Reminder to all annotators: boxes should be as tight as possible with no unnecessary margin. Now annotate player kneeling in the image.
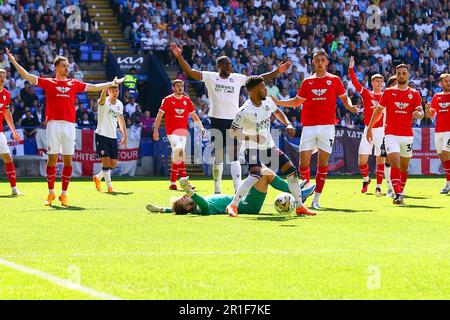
[93,85,126,192]
[225,76,315,217]
[146,172,315,215]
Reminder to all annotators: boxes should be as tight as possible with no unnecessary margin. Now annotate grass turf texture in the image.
[0,177,449,300]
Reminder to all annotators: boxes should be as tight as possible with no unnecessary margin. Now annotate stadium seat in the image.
[79,45,91,62]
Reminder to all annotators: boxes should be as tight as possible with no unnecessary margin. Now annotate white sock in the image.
[286,174,303,208]
[376,184,381,188]
[230,160,242,192]
[104,169,112,188]
[96,170,104,180]
[213,162,223,193]
[61,190,67,196]
[385,166,392,189]
[49,189,55,194]
[313,192,321,203]
[447,180,450,188]
[363,176,370,182]
[231,175,259,207]
[12,187,17,192]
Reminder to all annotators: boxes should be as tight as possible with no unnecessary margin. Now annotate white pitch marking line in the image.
[0,258,122,300]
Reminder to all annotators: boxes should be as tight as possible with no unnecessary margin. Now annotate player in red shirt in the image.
[272,50,358,209]
[0,68,23,195]
[425,73,450,194]
[7,48,124,207]
[367,64,424,205]
[153,79,206,190]
[349,56,387,195]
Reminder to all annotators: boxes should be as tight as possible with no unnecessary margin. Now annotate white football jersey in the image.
[95,96,124,139]
[201,71,247,120]
[231,97,278,150]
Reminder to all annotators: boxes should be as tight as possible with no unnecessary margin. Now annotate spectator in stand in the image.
[19,108,39,138]
[124,96,139,118]
[33,104,45,126]
[72,64,84,81]
[140,110,154,138]
[77,112,93,128]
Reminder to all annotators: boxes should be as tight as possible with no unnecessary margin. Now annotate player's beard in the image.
[397,79,408,85]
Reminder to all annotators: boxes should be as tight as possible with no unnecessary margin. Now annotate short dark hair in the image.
[172,199,190,215]
[395,64,409,71]
[313,50,328,60]
[53,56,68,66]
[245,75,265,91]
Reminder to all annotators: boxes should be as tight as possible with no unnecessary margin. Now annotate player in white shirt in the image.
[226,76,316,217]
[93,85,127,193]
[170,42,292,194]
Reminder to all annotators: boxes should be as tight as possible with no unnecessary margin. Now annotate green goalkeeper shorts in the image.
[238,187,267,214]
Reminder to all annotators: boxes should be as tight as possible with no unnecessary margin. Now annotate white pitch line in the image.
[0,258,122,300]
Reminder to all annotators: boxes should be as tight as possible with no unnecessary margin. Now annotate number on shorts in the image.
[329,139,333,148]
[406,144,412,152]
[447,139,450,147]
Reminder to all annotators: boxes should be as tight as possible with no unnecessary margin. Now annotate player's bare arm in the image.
[153,109,164,141]
[229,127,266,144]
[339,94,359,113]
[366,105,385,143]
[118,115,127,147]
[348,56,363,93]
[170,43,202,81]
[98,89,108,106]
[270,95,305,108]
[273,109,295,138]
[260,60,293,82]
[4,108,22,142]
[190,112,206,137]
[425,102,436,119]
[412,106,424,119]
[85,77,125,92]
[6,47,38,85]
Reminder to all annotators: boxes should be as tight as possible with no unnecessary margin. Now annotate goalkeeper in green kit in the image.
[146,168,315,215]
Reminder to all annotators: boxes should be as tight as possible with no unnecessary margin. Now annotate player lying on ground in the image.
[367,64,424,205]
[349,56,387,196]
[93,85,127,193]
[272,50,358,209]
[0,68,23,195]
[153,79,206,190]
[425,73,450,194]
[146,172,316,215]
[6,47,125,206]
[227,76,316,217]
[171,43,292,194]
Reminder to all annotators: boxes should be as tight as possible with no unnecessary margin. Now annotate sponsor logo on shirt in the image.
[394,102,409,110]
[215,84,235,93]
[56,86,71,98]
[312,89,327,96]
[175,108,185,115]
[438,102,450,113]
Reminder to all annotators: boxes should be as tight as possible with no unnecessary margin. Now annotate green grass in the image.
[0,177,449,300]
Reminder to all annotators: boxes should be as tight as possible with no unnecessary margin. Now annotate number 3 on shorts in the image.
[406,144,412,152]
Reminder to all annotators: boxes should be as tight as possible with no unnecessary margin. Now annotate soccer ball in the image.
[274,193,296,214]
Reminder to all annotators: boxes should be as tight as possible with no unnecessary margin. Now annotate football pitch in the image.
[0,177,449,300]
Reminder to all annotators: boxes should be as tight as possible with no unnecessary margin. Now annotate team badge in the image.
[312,89,327,96]
[183,101,187,105]
[439,102,450,109]
[326,80,331,85]
[229,78,234,83]
[3,95,5,100]
[265,106,270,111]
[408,94,413,99]
[394,102,409,110]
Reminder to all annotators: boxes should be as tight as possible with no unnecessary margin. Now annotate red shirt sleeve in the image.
[160,98,168,112]
[5,91,11,108]
[297,81,307,99]
[378,90,390,108]
[187,98,195,113]
[349,67,363,94]
[36,77,51,90]
[75,80,87,93]
[335,77,346,96]
[414,91,422,109]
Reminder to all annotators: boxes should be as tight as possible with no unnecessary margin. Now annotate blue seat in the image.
[80,44,91,62]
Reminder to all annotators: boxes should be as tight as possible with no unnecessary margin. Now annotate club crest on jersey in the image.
[2,95,5,100]
[229,78,234,83]
[394,102,409,110]
[312,89,327,96]
[439,102,450,109]
[175,108,185,115]
[265,105,270,111]
[183,101,187,105]
[56,86,70,93]
[326,80,331,85]
[408,94,413,99]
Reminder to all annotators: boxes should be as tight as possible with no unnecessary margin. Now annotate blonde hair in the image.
[0,68,7,74]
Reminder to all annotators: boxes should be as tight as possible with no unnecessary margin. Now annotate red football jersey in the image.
[430,92,450,133]
[349,67,383,127]
[378,87,422,136]
[0,88,11,132]
[297,73,346,126]
[160,94,195,136]
[37,77,87,123]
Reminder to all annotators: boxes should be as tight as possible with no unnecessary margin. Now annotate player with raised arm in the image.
[153,79,206,190]
[170,43,292,194]
[0,68,23,195]
[349,56,387,195]
[92,85,127,193]
[366,64,424,205]
[6,48,125,207]
[272,50,358,209]
[226,76,316,217]
[425,73,450,194]
[146,171,316,215]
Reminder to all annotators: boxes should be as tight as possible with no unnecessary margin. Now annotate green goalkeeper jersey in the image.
[192,187,266,215]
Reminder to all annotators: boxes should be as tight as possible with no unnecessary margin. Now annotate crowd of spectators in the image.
[119,0,450,130]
